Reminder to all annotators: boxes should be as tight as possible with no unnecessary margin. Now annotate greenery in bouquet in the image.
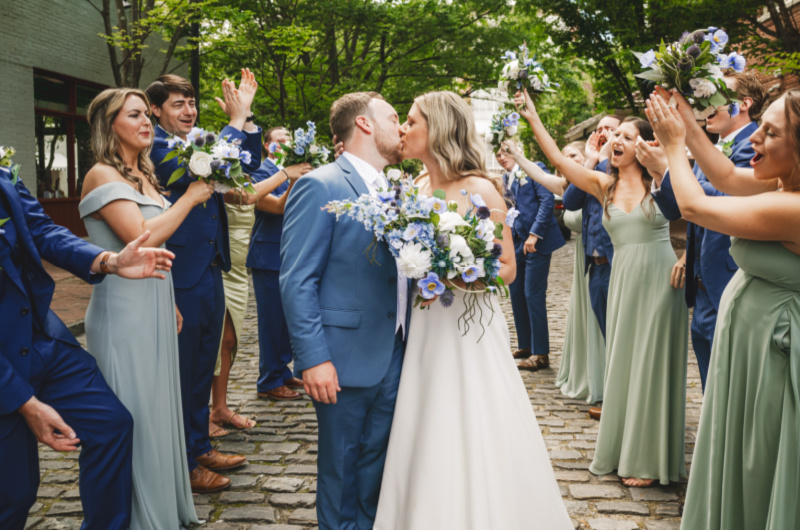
[0,146,20,184]
[498,43,554,101]
[634,28,746,120]
[324,171,520,339]
[485,109,521,153]
[161,128,254,195]
[272,121,331,169]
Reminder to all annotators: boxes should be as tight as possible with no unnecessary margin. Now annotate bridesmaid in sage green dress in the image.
[80,88,214,528]
[517,87,688,487]
[556,209,606,404]
[648,90,800,529]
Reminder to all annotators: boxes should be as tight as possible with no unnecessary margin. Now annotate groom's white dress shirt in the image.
[342,151,408,338]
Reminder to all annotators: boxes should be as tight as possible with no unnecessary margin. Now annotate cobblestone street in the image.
[27,238,702,529]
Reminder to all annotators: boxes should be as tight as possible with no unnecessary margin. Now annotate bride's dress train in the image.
[374,291,572,529]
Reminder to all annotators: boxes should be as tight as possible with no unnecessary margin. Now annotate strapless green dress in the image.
[589,201,689,485]
[681,238,800,529]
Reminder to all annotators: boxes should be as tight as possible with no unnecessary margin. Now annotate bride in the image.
[373,91,572,529]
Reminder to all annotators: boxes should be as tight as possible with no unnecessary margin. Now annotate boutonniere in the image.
[0,217,9,236]
[0,146,20,185]
[512,168,528,186]
[721,139,734,158]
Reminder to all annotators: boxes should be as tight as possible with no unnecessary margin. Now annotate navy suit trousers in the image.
[252,269,293,392]
[690,285,716,392]
[313,331,405,530]
[175,262,225,470]
[510,250,552,356]
[588,262,611,339]
[0,335,133,530]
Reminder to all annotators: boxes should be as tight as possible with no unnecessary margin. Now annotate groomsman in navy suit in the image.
[639,72,766,391]
[146,72,263,492]
[496,142,565,371]
[0,165,174,529]
[247,127,311,401]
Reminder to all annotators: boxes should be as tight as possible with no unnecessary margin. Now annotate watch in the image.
[245,114,255,123]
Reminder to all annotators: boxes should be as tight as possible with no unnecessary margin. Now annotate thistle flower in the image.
[692,31,706,44]
[476,206,491,220]
[194,136,205,147]
[687,45,701,58]
[678,56,694,72]
[439,289,455,308]
[205,132,216,144]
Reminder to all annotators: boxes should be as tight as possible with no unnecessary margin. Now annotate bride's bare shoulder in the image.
[459,175,502,198]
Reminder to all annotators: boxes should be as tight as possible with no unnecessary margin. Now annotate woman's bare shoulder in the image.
[82,163,127,197]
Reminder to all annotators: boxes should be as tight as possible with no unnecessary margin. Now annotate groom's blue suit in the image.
[280,155,405,529]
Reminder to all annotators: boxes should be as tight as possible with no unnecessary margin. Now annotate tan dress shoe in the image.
[284,377,304,390]
[257,385,302,401]
[589,406,602,421]
[190,465,231,493]
[196,449,247,471]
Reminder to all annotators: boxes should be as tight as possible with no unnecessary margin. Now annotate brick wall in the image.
[0,0,187,189]
[748,2,800,97]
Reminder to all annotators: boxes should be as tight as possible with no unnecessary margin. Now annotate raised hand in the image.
[514,89,537,122]
[284,162,313,182]
[585,132,601,159]
[500,139,520,161]
[332,135,344,160]
[215,79,249,129]
[113,231,176,279]
[237,68,258,110]
[645,94,687,150]
[19,397,81,452]
[634,136,668,181]
[656,86,696,127]
[598,129,614,160]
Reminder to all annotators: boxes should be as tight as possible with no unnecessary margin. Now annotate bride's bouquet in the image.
[484,110,527,181]
[634,28,746,119]
[498,43,554,100]
[272,121,331,168]
[324,171,520,339]
[0,145,19,183]
[162,128,254,194]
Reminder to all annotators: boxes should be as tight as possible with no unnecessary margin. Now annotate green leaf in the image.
[708,91,727,107]
[635,69,665,83]
[0,217,9,227]
[10,165,19,185]
[493,221,504,239]
[433,189,446,200]
[160,149,179,164]
[167,167,187,186]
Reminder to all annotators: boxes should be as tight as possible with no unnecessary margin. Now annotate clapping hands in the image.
[215,68,258,129]
[645,93,687,151]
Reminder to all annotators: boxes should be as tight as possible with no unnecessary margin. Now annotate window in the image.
[34,70,105,200]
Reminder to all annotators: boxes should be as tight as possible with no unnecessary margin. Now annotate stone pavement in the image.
[26,238,702,529]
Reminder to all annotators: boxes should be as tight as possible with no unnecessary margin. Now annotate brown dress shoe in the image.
[589,406,602,421]
[190,465,231,493]
[284,377,304,390]
[196,449,247,471]
[257,385,302,401]
[512,348,532,359]
[518,355,549,371]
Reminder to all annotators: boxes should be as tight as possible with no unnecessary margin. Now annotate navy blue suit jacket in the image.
[246,158,287,271]
[562,159,614,272]
[508,163,565,255]
[0,167,105,436]
[150,125,262,289]
[652,122,757,309]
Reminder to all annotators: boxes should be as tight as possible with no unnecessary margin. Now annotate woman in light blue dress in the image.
[79,88,213,528]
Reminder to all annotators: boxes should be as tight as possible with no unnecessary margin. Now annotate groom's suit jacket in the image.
[280,156,400,388]
[0,167,105,436]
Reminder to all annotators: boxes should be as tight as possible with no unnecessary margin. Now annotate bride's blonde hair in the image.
[413,91,501,191]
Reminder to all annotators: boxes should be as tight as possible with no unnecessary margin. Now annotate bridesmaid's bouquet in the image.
[634,28,746,119]
[272,122,331,168]
[498,43,554,100]
[324,171,519,339]
[0,145,20,183]
[162,128,253,194]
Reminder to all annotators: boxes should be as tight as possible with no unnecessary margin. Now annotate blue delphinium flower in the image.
[430,197,448,214]
[403,222,425,241]
[419,272,446,299]
[295,146,305,156]
[220,163,231,177]
[240,150,252,165]
[730,51,746,72]
[706,29,728,52]
[729,102,740,118]
[462,265,481,283]
[378,191,395,203]
[506,208,520,226]
[460,189,468,196]
[639,49,656,69]
[439,288,455,308]
[268,142,279,153]
[470,193,486,208]
[503,51,516,61]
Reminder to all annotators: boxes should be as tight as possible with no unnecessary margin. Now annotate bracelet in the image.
[281,169,289,181]
[99,251,112,274]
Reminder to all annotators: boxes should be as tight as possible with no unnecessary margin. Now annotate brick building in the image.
[0,0,186,235]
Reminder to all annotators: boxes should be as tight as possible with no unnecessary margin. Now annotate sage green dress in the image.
[555,210,606,403]
[215,201,255,373]
[588,201,688,485]
[681,238,800,529]
[80,183,199,530]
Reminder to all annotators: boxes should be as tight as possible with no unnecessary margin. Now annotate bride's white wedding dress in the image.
[374,291,573,529]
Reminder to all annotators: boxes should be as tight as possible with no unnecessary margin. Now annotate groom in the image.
[280,92,407,529]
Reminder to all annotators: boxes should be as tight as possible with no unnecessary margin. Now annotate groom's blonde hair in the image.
[413,91,500,191]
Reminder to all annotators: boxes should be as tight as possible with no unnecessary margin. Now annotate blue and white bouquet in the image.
[498,43,554,100]
[484,109,525,159]
[273,121,331,168]
[634,27,746,120]
[161,127,253,194]
[324,172,520,338]
[0,145,19,183]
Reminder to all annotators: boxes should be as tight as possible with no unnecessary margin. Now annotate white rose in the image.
[310,145,319,155]
[188,151,213,178]
[386,168,402,182]
[706,64,724,80]
[448,234,474,263]
[437,211,470,233]
[213,181,232,194]
[689,78,717,99]
[506,125,518,137]
[530,75,544,92]
[508,62,521,79]
[396,242,432,279]
[693,105,717,120]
